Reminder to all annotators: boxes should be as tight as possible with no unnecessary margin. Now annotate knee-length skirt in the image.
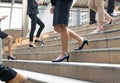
[53,0,73,26]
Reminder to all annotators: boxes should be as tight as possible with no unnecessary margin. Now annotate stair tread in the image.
[10,47,120,54]
[14,68,92,83]
[3,59,120,68]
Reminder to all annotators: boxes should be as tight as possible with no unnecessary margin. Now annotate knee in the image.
[88,3,94,10]
[54,25,66,33]
[41,23,45,29]
[54,27,59,33]
[7,35,13,42]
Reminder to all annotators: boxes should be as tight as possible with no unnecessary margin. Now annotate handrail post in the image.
[0,38,2,64]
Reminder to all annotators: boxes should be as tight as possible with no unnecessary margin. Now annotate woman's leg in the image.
[67,28,83,46]
[35,16,45,40]
[29,14,37,46]
[88,0,104,33]
[54,24,69,59]
[6,35,13,57]
[53,24,86,60]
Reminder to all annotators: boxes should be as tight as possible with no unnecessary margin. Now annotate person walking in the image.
[0,15,16,60]
[27,0,45,47]
[50,0,88,62]
[89,0,115,25]
[88,0,114,33]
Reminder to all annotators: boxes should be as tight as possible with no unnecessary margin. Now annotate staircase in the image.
[2,15,120,83]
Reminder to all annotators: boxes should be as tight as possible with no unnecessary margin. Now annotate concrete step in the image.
[7,36,120,54]
[44,14,120,40]
[42,19,120,42]
[17,23,120,48]
[3,48,120,64]
[15,17,120,48]
[15,68,92,83]
[39,27,120,47]
[3,60,120,83]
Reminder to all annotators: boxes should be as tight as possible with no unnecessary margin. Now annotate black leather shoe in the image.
[35,40,43,43]
[52,54,69,62]
[7,56,17,60]
[29,44,36,47]
[74,38,88,50]
[35,40,44,46]
[89,20,97,25]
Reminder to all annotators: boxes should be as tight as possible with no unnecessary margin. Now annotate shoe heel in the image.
[85,40,89,46]
[7,56,9,60]
[66,56,69,62]
[7,56,17,60]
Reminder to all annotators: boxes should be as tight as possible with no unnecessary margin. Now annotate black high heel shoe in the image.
[52,54,69,62]
[74,38,88,50]
[29,44,36,47]
[35,40,43,43]
[7,56,17,60]
[35,40,44,46]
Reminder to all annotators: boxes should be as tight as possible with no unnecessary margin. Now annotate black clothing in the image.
[29,14,45,41]
[27,0,39,15]
[89,9,97,24]
[52,0,73,26]
[51,0,56,6]
[0,64,17,82]
[27,0,45,42]
[51,0,73,6]
[0,28,8,39]
[107,0,115,14]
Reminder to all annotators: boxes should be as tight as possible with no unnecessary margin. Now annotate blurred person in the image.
[89,0,115,25]
[0,15,16,60]
[88,0,114,33]
[27,0,45,47]
[0,64,27,83]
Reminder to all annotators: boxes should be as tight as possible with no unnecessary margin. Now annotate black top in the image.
[51,0,56,6]
[0,64,17,82]
[51,0,73,6]
[27,0,39,15]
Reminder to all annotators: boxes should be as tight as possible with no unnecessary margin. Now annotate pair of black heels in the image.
[52,54,69,62]
[7,56,17,60]
[52,38,89,62]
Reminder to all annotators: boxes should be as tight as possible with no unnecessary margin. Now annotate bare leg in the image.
[6,35,13,57]
[67,28,84,46]
[7,73,27,83]
[53,24,85,60]
[54,24,69,59]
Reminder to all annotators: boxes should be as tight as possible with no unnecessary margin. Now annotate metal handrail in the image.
[0,38,2,64]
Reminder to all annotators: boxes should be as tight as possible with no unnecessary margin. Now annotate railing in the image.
[0,38,2,64]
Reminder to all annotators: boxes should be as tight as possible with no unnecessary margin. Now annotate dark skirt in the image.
[53,0,73,26]
[0,30,8,39]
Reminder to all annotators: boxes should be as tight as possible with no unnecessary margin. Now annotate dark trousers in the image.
[90,9,96,21]
[107,0,115,13]
[29,14,45,42]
